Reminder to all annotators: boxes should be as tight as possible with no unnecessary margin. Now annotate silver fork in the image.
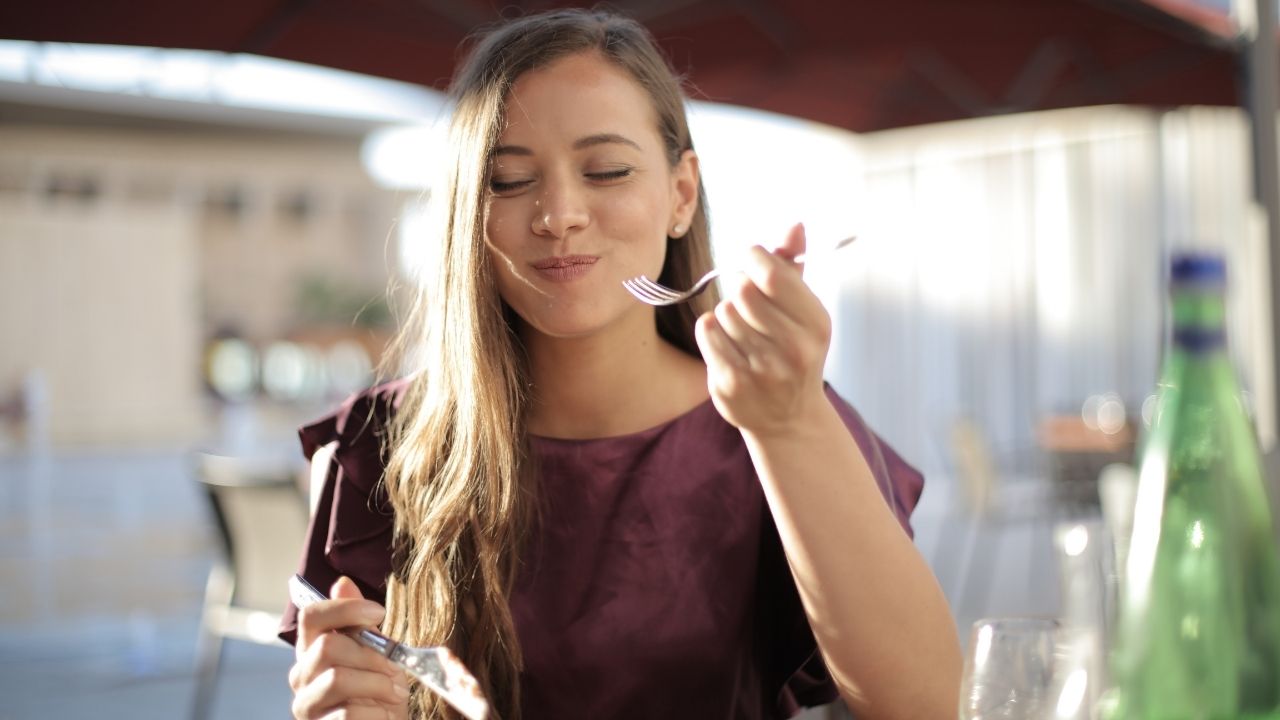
[623,235,857,306]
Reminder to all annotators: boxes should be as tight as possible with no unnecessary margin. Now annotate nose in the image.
[532,176,589,238]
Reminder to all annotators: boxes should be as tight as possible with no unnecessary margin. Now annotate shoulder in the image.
[298,376,414,500]
[299,377,413,463]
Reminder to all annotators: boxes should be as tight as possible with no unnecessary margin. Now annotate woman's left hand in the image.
[695,223,832,438]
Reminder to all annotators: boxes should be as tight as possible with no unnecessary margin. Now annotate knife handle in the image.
[287,574,400,656]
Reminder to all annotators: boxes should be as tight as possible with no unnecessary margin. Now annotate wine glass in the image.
[959,617,1060,720]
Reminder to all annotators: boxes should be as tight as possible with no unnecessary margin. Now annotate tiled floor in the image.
[0,446,1073,720]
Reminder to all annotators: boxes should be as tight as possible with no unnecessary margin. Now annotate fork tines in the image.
[622,276,683,306]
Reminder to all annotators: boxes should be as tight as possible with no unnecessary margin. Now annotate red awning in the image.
[0,0,1244,132]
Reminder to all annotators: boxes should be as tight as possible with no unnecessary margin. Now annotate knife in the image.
[288,573,490,720]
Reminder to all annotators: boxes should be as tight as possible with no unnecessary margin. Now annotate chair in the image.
[933,419,1060,630]
[192,452,309,720]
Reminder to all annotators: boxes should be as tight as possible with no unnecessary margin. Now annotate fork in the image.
[623,235,857,306]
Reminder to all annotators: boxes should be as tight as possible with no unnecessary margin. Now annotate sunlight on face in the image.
[483,51,694,341]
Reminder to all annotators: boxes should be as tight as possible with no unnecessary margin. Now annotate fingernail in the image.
[394,680,410,698]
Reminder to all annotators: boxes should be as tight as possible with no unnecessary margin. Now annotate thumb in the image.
[775,222,807,266]
[329,575,366,601]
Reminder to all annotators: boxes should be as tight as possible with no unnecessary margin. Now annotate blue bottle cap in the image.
[1170,253,1226,286]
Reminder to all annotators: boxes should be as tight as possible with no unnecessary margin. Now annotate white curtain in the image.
[809,105,1268,478]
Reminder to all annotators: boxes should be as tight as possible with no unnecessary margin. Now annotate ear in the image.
[668,149,700,238]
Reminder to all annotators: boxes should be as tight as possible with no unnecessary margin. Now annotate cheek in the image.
[484,203,512,246]
[483,206,533,291]
[486,244,520,298]
[600,189,668,242]
[484,236,547,321]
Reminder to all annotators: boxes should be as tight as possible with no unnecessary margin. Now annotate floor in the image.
[0,445,1077,720]
[0,449,294,720]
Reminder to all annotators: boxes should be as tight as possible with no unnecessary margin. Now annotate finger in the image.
[724,272,802,341]
[297,582,384,654]
[330,576,367,601]
[319,708,395,720]
[774,222,807,264]
[306,702,395,720]
[297,632,401,688]
[740,244,828,328]
[295,665,410,717]
[714,298,773,365]
[297,598,385,655]
[695,312,747,370]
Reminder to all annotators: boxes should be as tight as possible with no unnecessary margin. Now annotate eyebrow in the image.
[491,132,642,158]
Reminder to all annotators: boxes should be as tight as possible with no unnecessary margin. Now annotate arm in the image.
[694,224,961,720]
[743,403,960,719]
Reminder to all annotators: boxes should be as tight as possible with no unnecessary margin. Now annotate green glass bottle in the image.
[1105,253,1280,719]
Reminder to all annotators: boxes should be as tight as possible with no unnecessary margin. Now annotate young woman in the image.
[282,8,961,720]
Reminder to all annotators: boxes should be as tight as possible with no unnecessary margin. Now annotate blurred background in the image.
[1,0,1278,718]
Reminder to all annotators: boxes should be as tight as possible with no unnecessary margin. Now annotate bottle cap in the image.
[1170,253,1226,287]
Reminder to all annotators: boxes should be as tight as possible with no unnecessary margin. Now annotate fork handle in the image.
[778,234,857,263]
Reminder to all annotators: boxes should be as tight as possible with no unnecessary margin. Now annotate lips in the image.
[531,255,599,270]
[531,255,599,282]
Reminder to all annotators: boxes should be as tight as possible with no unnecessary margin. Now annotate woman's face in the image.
[483,50,698,341]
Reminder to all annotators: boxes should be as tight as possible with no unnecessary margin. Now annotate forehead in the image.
[499,51,661,145]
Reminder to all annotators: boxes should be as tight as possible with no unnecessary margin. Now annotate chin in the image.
[523,315,608,340]
[504,299,593,336]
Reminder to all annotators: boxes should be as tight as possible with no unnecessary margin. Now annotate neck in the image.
[521,312,708,439]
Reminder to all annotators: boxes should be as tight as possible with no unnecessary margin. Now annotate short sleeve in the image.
[824,383,923,538]
[277,378,411,645]
[767,384,926,715]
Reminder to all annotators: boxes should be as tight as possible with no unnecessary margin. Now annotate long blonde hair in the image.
[379,9,717,718]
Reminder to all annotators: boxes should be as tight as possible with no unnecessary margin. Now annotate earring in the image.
[671,224,686,237]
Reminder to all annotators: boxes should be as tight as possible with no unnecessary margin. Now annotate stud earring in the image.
[671,224,685,237]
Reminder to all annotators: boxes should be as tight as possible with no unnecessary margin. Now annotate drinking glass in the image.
[959,617,1060,720]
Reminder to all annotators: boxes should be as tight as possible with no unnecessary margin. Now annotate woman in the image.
[282,8,961,720]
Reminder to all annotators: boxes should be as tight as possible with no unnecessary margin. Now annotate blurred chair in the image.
[192,452,308,720]
[950,419,998,517]
[935,418,1059,630]
[0,369,50,455]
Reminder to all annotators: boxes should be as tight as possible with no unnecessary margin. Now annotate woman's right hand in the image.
[289,576,411,719]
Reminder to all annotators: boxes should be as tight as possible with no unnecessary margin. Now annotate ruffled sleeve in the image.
[277,378,412,645]
[768,384,926,716]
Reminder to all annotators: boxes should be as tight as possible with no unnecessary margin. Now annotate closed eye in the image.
[489,167,634,195]
[489,178,533,194]
[587,168,633,183]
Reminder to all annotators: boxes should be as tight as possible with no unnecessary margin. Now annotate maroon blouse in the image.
[279,378,924,719]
